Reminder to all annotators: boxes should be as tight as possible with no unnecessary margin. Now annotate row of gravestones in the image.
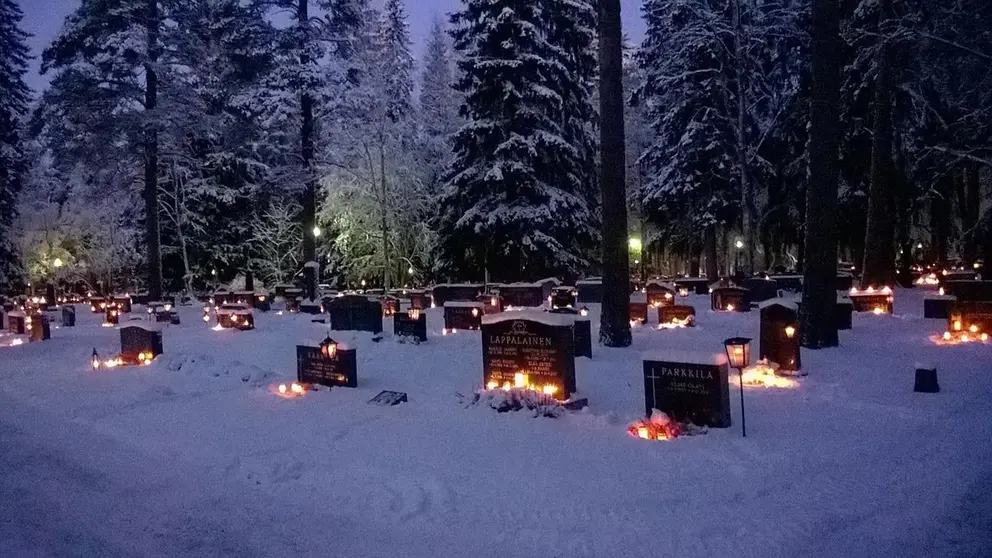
[924,281,992,335]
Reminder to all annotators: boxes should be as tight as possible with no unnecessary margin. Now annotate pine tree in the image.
[0,0,31,292]
[418,16,459,192]
[379,0,414,123]
[439,0,596,281]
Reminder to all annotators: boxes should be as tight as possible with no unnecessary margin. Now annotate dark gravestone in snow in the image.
[740,277,780,303]
[327,295,383,334]
[642,354,731,428]
[408,290,429,309]
[711,286,750,312]
[105,306,120,325]
[576,278,603,303]
[498,283,545,308]
[120,324,163,363]
[645,281,676,308]
[759,301,801,372]
[547,307,592,359]
[6,311,26,334]
[551,287,577,309]
[924,294,955,319]
[369,390,408,406]
[835,274,854,291]
[770,274,803,292]
[113,295,132,313]
[296,344,357,388]
[943,280,992,302]
[62,305,76,327]
[674,277,710,296]
[380,296,400,317]
[948,301,992,334]
[90,297,106,313]
[443,302,483,331]
[253,293,271,312]
[848,289,893,313]
[393,311,428,342]
[431,284,484,307]
[44,284,57,310]
[658,305,695,327]
[481,311,576,399]
[28,313,51,342]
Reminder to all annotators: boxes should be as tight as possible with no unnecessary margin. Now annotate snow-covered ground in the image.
[1,288,990,557]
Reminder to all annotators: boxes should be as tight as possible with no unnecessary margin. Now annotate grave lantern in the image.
[723,336,752,437]
[408,307,421,321]
[579,306,589,317]
[92,348,100,370]
[202,306,211,322]
[320,336,338,359]
[471,307,479,318]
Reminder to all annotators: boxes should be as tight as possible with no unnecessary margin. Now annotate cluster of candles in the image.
[485,372,560,396]
[938,320,989,344]
[276,382,307,397]
[91,349,154,369]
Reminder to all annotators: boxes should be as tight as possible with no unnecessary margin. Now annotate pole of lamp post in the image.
[737,365,746,437]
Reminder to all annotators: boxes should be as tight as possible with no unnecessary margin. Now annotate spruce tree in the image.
[440,0,596,281]
[0,0,30,292]
[418,17,459,191]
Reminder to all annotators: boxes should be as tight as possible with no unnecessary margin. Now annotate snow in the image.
[443,301,484,308]
[481,309,573,326]
[758,298,799,310]
[1,288,991,556]
[642,350,728,366]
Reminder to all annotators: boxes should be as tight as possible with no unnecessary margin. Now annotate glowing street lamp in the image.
[628,237,642,252]
[53,257,64,268]
[723,337,752,437]
[312,226,322,238]
[735,239,744,250]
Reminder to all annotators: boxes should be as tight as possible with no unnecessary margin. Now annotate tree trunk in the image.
[799,0,841,349]
[962,164,981,263]
[704,225,718,279]
[379,144,391,289]
[861,28,895,287]
[930,182,949,264]
[597,0,631,347]
[689,245,701,278]
[733,0,754,275]
[299,0,317,301]
[144,0,162,300]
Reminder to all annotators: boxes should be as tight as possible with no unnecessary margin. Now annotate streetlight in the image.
[53,258,63,268]
[723,337,752,437]
[735,239,744,250]
[628,237,642,251]
[312,226,322,238]
[408,266,414,275]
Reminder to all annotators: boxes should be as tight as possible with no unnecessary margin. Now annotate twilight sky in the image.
[20,0,646,94]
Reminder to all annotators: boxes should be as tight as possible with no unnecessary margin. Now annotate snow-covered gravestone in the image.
[711,286,750,312]
[740,277,780,303]
[120,324,163,364]
[576,278,603,303]
[550,286,577,309]
[393,310,428,343]
[629,292,649,324]
[641,352,731,428]
[481,311,576,400]
[547,307,592,359]
[674,277,710,296]
[497,283,544,308]
[645,280,676,308]
[61,305,76,327]
[296,342,357,388]
[327,295,383,334]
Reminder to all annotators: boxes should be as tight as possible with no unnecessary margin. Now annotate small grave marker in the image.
[848,287,894,314]
[369,391,408,406]
[120,324,163,364]
[711,286,750,312]
[498,283,545,307]
[443,301,483,332]
[61,305,76,327]
[674,277,710,296]
[658,305,695,327]
[550,287,577,309]
[645,281,676,308]
[217,304,255,330]
[27,313,50,342]
[6,310,26,335]
[393,310,428,342]
[576,278,603,303]
[759,300,801,372]
[327,295,384,334]
[914,365,939,393]
[105,306,120,326]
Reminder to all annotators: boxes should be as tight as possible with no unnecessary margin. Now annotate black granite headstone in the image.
[217,305,255,330]
[393,311,428,342]
[948,301,992,334]
[658,305,696,327]
[849,290,893,313]
[443,303,483,331]
[629,301,648,323]
[674,277,711,296]
[90,297,107,313]
[327,295,384,334]
[61,305,76,327]
[551,287,577,309]
[6,311,25,334]
[943,280,992,302]
[759,302,801,372]
[27,313,51,342]
[408,290,429,309]
[120,325,163,363]
[481,316,576,399]
[498,284,545,307]
[642,357,731,427]
[253,293,271,312]
[380,296,400,317]
[576,279,603,303]
[431,284,484,307]
[105,306,120,325]
[44,284,57,310]
[924,296,955,319]
[645,282,676,308]
[770,275,803,292]
[740,278,780,303]
[711,287,750,312]
[914,367,939,393]
[296,344,357,388]
[113,295,132,313]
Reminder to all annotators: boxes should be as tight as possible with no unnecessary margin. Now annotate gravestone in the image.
[273,284,294,298]
[645,281,676,308]
[948,301,992,334]
[119,324,163,363]
[253,293,271,312]
[380,295,400,317]
[658,305,696,327]
[477,294,503,314]
[629,293,648,324]
[481,312,577,399]
[914,366,939,393]
[836,273,854,291]
[547,307,592,359]
[113,295,132,313]
[848,288,894,313]
[327,295,384,334]
[244,271,254,293]
[27,313,51,342]
[90,297,107,313]
[942,280,992,302]
[408,290,429,309]
[924,294,955,319]
[431,284,484,307]
[61,305,76,327]
[284,288,304,304]
[498,283,545,307]
[740,277,780,303]
[642,354,731,427]
[393,311,428,342]
[44,284,57,310]
[105,306,120,325]
[217,304,255,330]
[155,310,174,324]
[296,344,357,388]
[674,277,710,296]
[770,274,803,292]
[369,391,408,406]
[300,300,323,315]
[711,286,750,312]
[6,310,26,334]
[232,290,254,305]
[759,301,801,372]
[212,289,232,306]
[285,297,301,313]
[796,296,853,331]
[576,278,603,303]
[550,286,577,309]
[444,302,484,331]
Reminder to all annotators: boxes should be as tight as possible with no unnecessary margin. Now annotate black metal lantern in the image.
[724,336,752,437]
[91,348,100,370]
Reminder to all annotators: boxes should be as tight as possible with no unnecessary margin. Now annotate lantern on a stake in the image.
[724,336,752,437]
[91,348,100,370]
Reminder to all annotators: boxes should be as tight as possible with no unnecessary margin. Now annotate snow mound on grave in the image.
[164,353,274,384]
[641,350,727,366]
[465,389,564,418]
[481,309,573,326]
